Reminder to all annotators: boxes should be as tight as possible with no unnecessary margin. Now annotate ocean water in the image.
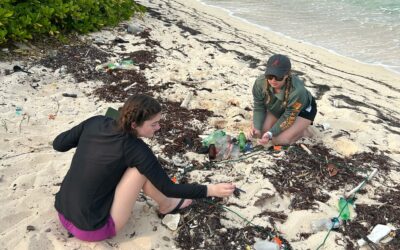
[199,0,400,75]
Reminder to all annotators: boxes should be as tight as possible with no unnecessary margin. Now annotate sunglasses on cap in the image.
[266,75,284,81]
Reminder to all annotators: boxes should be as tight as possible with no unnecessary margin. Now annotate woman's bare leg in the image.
[110,167,191,233]
[272,116,312,145]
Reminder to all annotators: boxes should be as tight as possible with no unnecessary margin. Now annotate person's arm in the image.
[252,78,266,131]
[125,140,207,198]
[52,116,97,152]
[269,91,308,136]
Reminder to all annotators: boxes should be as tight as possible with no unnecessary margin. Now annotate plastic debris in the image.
[311,217,341,232]
[16,107,22,115]
[238,131,246,152]
[202,130,226,147]
[95,59,135,72]
[208,144,217,161]
[338,197,351,220]
[357,224,394,247]
[127,23,143,34]
[345,168,378,199]
[161,214,181,231]
[254,240,280,250]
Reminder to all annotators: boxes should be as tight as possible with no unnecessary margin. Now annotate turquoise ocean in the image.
[198,0,400,75]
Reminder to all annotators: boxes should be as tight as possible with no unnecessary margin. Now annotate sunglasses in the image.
[266,75,284,81]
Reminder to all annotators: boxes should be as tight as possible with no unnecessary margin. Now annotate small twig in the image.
[1,145,52,160]
[268,216,286,222]
[206,223,212,235]
[54,98,60,116]
[84,49,91,57]
[19,113,30,133]
[1,119,8,132]
[383,204,400,209]
[175,213,201,233]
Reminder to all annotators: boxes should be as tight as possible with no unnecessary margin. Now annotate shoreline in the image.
[196,0,400,76]
[187,0,400,82]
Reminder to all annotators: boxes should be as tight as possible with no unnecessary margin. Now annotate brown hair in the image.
[263,73,292,108]
[117,94,161,135]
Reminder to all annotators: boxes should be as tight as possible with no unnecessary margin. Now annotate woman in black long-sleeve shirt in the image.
[53,94,235,241]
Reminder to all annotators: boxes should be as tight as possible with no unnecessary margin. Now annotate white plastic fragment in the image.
[161,214,181,231]
[357,224,393,247]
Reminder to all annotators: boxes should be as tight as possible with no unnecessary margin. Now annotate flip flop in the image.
[159,199,188,216]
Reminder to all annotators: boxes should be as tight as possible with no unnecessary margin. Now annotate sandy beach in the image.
[1,0,399,249]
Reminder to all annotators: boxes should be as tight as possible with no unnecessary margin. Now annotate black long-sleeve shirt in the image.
[53,116,207,230]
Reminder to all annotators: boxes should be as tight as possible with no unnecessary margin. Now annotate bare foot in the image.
[159,198,192,214]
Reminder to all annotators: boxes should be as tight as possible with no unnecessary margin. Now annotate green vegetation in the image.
[0,0,145,45]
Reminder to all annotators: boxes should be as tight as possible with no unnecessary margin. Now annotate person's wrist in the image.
[206,184,214,197]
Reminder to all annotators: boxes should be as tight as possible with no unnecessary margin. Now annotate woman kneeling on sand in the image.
[247,54,317,145]
[53,94,235,242]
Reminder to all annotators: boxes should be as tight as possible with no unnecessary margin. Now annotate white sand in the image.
[1,0,399,249]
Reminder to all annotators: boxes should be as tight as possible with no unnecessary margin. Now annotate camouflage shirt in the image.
[252,74,313,136]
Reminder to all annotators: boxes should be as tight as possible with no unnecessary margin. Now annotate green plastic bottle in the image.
[202,130,226,147]
[238,131,246,152]
[338,197,350,220]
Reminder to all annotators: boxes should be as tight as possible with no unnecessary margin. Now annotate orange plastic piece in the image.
[273,145,282,151]
[171,176,177,183]
[273,236,282,247]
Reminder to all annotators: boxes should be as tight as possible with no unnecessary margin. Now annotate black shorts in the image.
[298,97,317,123]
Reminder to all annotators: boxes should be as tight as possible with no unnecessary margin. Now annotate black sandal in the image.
[159,199,186,216]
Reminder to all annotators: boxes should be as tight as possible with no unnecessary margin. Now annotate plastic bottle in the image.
[253,240,280,250]
[202,130,226,147]
[231,144,240,159]
[215,135,229,160]
[338,197,350,220]
[208,144,217,161]
[238,131,246,152]
[311,218,341,232]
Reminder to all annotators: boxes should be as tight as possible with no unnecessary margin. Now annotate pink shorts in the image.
[58,213,116,242]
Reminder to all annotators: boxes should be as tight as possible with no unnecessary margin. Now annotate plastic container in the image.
[253,240,280,250]
[311,218,341,232]
[338,197,350,220]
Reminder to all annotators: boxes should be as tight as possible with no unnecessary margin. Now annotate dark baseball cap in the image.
[265,54,291,78]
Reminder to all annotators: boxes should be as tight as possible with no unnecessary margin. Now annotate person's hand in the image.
[246,125,261,139]
[207,183,236,197]
[258,131,271,145]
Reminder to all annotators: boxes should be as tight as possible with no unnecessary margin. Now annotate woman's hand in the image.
[246,125,261,139]
[207,183,235,197]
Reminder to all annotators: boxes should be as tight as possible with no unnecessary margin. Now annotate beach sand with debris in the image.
[1,0,399,249]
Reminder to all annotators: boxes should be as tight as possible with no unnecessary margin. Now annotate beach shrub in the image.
[0,0,145,45]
